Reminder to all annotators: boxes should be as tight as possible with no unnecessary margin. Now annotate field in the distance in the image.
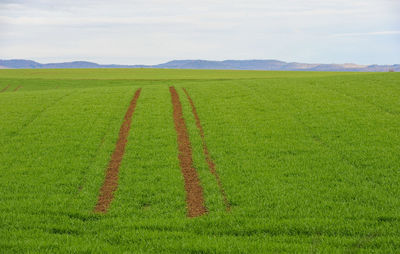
[0,69,399,253]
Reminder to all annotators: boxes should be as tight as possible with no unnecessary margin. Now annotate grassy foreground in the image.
[0,69,399,253]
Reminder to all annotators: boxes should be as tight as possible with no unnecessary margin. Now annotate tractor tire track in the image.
[243,84,363,171]
[1,85,10,93]
[13,86,22,92]
[170,86,207,217]
[321,86,400,116]
[0,91,77,173]
[94,88,141,213]
[5,90,76,142]
[183,88,231,211]
[77,135,106,192]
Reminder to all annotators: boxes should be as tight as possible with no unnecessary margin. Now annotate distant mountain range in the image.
[0,59,398,72]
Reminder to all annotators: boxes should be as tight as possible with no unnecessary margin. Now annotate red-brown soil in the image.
[94,88,142,213]
[170,86,207,217]
[183,88,231,211]
[0,85,10,93]
[13,86,22,92]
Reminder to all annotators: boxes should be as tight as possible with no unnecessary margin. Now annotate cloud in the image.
[0,16,189,26]
[331,31,400,37]
[0,0,399,65]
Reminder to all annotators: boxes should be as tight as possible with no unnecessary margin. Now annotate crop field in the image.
[0,69,399,253]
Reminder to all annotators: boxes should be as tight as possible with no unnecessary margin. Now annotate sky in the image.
[0,0,399,65]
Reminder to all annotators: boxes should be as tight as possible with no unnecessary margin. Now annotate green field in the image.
[1,69,399,253]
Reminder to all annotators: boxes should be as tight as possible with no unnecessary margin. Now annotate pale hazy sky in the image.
[0,0,399,65]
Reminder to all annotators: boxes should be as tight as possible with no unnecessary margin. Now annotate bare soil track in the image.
[1,85,10,93]
[94,88,142,213]
[183,88,231,211]
[13,86,22,92]
[170,86,207,217]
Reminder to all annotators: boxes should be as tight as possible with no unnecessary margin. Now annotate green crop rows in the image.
[0,69,399,253]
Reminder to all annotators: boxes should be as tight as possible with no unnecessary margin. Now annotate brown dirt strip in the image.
[94,88,142,213]
[170,86,207,217]
[183,88,231,211]
[13,86,22,92]
[1,85,10,93]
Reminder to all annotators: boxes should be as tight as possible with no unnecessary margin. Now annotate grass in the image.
[0,69,399,253]
[0,68,372,80]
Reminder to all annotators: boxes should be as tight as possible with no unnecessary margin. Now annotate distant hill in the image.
[0,60,146,69]
[0,59,398,72]
[155,60,399,72]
